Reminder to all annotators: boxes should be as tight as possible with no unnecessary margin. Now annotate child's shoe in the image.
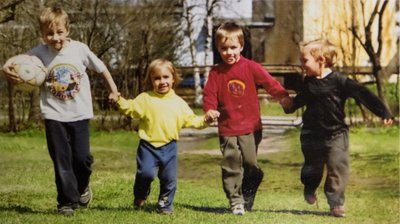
[244,195,255,211]
[79,186,92,208]
[304,192,317,205]
[158,209,173,215]
[134,198,146,209]
[303,186,317,205]
[231,204,245,215]
[57,203,77,216]
[243,168,264,211]
[330,206,346,217]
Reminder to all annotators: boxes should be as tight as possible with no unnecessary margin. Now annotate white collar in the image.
[319,68,332,79]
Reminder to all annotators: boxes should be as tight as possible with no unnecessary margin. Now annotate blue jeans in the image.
[134,140,177,212]
[44,119,93,207]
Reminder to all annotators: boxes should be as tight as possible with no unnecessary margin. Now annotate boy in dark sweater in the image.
[284,39,393,217]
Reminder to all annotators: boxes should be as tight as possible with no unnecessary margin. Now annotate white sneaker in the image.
[231,204,245,215]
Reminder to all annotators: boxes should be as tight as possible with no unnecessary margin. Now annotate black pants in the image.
[45,119,93,206]
[300,129,349,208]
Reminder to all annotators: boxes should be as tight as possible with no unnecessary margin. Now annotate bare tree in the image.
[203,0,219,84]
[0,0,43,131]
[351,0,390,108]
[182,0,203,106]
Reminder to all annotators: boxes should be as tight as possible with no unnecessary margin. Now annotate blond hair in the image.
[143,59,182,91]
[300,39,337,68]
[215,22,244,48]
[39,6,70,34]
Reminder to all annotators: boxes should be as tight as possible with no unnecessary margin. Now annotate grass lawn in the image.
[0,126,398,224]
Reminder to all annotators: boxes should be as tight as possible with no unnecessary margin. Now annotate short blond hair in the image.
[300,39,337,68]
[39,6,70,34]
[143,59,182,91]
[214,22,244,48]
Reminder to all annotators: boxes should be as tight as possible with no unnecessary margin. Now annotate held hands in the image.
[108,91,120,103]
[108,92,121,110]
[204,109,220,123]
[279,96,293,110]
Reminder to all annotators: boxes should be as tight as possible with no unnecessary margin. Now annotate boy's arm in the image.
[202,72,218,112]
[2,56,23,84]
[252,63,289,100]
[99,69,120,103]
[344,78,392,119]
[283,91,308,114]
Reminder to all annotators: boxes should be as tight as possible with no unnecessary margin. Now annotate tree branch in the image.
[376,0,388,57]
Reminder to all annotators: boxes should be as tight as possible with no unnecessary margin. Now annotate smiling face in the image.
[217,37,243,65]
[151,66,175,94]
[41,23,69,51]
[39,7,70,52]
[300,46,323,77]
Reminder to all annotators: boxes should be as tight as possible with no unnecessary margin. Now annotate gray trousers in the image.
[219,130,263,206]
[300,129,349,208]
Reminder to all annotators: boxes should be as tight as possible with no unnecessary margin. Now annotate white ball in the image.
[11,54,47,92]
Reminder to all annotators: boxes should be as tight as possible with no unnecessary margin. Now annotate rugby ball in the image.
[11,54,47,91]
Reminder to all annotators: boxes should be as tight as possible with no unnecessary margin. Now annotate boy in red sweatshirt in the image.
[203,22,292,215]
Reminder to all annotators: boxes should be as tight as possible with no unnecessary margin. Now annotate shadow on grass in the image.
[259,209,330,217]
[178,203,331,217]
[177,203,227,214]
[0,204,54,214]
[90,205,135,212]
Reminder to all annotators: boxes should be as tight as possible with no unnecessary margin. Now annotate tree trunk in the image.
[7,81,16,132]
[27,87,42,127]
[374,68,389,109]
[184,0,202,106]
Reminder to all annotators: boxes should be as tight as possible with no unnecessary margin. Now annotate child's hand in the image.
[279,96,293,110]
[108,92,120,104]
[204,109,220,123]
[3,64,23,84]
[383,118,393,126]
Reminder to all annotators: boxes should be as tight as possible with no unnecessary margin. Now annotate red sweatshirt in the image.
[203,56,288,136]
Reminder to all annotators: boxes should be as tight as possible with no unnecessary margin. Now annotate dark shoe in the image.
[242,168,264,211]
[158,209,173,215]
[244,194,255,211]
[79,186,92,208]
[58,205,74,216]
[330,206,346,217]
[304,192,317,205]
[134,198,146,208]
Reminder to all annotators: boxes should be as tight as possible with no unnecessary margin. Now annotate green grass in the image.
[0,126,399,223]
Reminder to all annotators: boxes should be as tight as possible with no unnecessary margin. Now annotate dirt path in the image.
[178,130,289,155]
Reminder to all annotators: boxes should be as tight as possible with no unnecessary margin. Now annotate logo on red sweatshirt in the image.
[227,79,245,97]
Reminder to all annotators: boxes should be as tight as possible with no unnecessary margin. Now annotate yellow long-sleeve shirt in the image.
[117,90,206,147]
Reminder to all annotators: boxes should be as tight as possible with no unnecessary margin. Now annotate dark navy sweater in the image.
[286,71,392,135]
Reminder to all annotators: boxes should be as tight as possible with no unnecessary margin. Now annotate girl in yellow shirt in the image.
[111,59,217,214]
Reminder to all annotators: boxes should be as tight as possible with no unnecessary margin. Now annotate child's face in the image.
[300,47,322,77]
[41,23,69,51]
[217,38,243,65]
[151,66,175,94]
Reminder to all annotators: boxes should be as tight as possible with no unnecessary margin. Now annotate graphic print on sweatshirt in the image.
[227,79,245,97]
[46,64,82,100]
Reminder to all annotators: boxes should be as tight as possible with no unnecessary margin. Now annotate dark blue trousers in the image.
[134,140,177,212]
[44,119,93,207]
